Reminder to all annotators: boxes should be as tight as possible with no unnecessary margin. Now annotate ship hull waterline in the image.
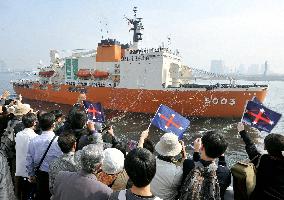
[13,84,267,118]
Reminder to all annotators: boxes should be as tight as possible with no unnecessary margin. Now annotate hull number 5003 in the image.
[205,96,236,106]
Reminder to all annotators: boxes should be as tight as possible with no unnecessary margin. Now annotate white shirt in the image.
[15,128,37,177]
[150,158,183,200]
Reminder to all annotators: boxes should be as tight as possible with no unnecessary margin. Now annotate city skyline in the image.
[1,0,284,73]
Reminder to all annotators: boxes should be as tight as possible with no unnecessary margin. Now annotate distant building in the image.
[263,61,268,76]
[238,64,247,75]
[210,60,224,74]
[248,64,260,75]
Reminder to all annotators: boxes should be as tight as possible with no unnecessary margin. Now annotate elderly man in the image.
[97,148,128,191]
[53,144,112,200]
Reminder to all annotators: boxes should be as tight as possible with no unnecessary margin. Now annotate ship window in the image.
[68,87,87,93]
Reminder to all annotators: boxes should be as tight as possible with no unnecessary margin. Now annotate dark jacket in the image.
[182,152,231,199]
[0,113,13,136]
[0,150,16,200]
[239,130,284,200]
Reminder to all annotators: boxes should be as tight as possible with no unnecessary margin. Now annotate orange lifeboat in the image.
[77,69,92,78]
[92,70,109,78]
[39,70,55,78]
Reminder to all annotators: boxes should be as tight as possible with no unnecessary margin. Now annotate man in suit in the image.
[53,144,112,200]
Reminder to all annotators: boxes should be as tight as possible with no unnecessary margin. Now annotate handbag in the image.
[231,154,263,200]
[34,135,57,176]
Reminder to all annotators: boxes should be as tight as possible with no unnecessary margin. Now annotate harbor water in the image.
[1,71,284,166]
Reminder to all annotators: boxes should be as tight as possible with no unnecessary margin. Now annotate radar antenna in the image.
[125,7,144,49]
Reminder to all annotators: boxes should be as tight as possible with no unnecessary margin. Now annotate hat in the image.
[7,106,15,114]
[155,132,182,157]
[102,148,124,174]
[13,103,31,116]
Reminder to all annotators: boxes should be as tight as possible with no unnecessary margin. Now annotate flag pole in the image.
[147,104,162,130]
[240,100,249,125]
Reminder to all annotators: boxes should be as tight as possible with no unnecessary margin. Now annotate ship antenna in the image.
[167,35,172,48]
[125,6,144,49]
[99,18,110,39]
[99,20,104,39]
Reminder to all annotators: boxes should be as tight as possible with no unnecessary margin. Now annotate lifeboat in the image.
[77,69,92,78]
[92,70,109,78]
[39,70,55,78]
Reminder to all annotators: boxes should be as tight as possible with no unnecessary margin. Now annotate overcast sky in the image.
[0,0,284,73]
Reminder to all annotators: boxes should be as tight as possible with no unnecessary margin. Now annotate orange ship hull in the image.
[13,84,267,117]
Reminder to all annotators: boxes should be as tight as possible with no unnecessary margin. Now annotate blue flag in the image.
[83,100,105,123]
[242,100,282,133]
[151,104,190,139]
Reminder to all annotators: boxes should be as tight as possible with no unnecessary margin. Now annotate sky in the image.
[0,0,284,73]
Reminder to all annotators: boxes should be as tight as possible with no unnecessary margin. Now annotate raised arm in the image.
[237,122,261,161]
[138,129,149,148]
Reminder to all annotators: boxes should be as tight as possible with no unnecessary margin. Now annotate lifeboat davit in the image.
[39,70,55,78]
[77,69,92,78]
[92,70,109,78]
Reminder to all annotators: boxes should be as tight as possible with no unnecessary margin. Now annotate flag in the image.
[83,100,105,123]
[242,100,282,133]
[151,104,190,139]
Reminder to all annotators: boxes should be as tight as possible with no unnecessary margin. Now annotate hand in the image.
[107,126,114,136]
[237,122,245,132]
[179,140,187,156]
[140,129,149,140]
[18,94,22,102]
[29,176,36,183]
[77,93,86,105]
[194,138,202,152]
[87,121,95,131]
[138,129,149,148]
[179,140,185,149]
[1,90,10,99]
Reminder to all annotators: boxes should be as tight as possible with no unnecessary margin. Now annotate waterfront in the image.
[1,72,284,166]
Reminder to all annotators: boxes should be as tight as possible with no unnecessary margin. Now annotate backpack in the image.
[231,155,263,200]
[179,161,221,200]
[117,189,161,200]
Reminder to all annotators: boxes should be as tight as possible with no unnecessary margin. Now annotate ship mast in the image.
[125,7,144,49]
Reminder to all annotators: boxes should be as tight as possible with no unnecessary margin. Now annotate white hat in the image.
[13,103,31,116]
[102,148,125,174]
[155,132,182,157]
[7,106,15,114]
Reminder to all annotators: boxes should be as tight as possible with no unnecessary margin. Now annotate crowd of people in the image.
[0,90,283,200]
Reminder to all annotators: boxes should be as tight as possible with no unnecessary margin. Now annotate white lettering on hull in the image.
[205,96,236,106]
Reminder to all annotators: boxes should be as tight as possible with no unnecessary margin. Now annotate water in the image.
[1,72,284,166]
